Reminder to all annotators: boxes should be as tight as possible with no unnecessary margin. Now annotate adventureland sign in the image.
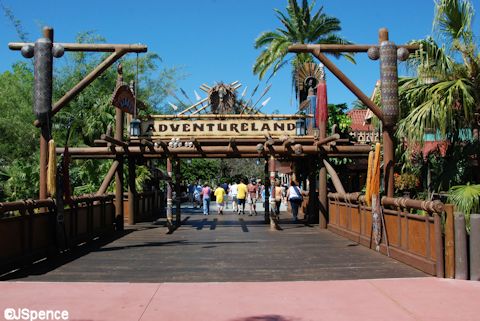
[142,118,298,138]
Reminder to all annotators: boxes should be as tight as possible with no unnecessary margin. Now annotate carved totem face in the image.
[209,83,237,114]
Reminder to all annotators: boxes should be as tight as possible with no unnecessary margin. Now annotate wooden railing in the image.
[0,194,115,275]
[123,191,164,223]
[328,193,445,276]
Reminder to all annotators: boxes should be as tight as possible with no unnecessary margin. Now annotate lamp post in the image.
[295,118,306,136]
[129,118,141,137]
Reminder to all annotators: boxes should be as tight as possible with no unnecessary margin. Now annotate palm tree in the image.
[397,0,478,144]
[396,0,479,191]
[253,0,353,83]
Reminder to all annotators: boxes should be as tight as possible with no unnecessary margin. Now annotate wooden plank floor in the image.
[3,206,427,282]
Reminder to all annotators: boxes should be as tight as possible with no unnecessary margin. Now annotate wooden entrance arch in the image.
[59,73,372,230]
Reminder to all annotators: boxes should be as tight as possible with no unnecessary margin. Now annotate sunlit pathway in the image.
[1,278,479,321]
[3,203,425,282]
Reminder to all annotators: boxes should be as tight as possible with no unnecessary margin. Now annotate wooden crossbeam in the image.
[101,134,128,148]
[193,139,206,157]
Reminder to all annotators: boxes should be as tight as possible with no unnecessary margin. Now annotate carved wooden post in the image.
[317,69,328,228]
[127,156,136,225]
[308,157,318,224]
[114,66,124,231]
[175,159,181,226]
[166,158,173,229]
[263,158,270,224]
[268,156,277,230]
[379,29,396,197]
[367,29,410,197]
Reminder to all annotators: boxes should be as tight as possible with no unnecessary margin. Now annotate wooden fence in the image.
[0,194,115,275]
[123,191,164,223]
[328,193,445,276]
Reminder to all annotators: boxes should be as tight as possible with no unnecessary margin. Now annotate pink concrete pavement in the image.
[1,278,479,321]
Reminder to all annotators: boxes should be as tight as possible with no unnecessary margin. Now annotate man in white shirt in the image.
[229,182,238,213]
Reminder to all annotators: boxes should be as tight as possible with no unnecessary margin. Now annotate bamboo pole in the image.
[190,103,210,115]
[149,114,313,119]
[176,97,209,115]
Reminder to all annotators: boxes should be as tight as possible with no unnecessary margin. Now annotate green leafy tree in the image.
[253,0,353,82]
[179,159,221,184]
[0,62,38,200]
[328,103,351,134]
[0,30,183,201]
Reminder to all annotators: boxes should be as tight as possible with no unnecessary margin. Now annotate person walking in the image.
[230,181,238,213]
[201,183,211,215]
[220,181,229,209]
[273,179,283,216]
[286,180,303,222]
[247,179,258,216]
[188,182,195,207]
[214,183,226,215]
[236,179,248,215]
[193,182,202,209]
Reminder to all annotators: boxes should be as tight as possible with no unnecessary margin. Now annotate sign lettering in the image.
[141,118,298,138]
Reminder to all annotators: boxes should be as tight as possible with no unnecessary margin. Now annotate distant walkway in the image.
[3,203,425,282]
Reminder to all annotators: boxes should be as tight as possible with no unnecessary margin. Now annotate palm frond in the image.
[448,183,480,215]
[253,0,352,81]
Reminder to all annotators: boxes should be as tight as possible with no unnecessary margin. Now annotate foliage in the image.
[0,29,182,201]
[180,159,222,184]
[0,155,39,201]
[328,103,351,134]
[180,158,265,185]
[395,0,479,194]
[397,0,478,145]
[448,183,480,229]
[394,172,420,191]
[253,0,353,82]
[135,165,153,192]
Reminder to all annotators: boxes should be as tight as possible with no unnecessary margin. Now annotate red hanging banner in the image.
[316,81,328,127]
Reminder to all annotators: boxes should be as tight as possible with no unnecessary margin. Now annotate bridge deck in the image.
[4,206,426,282]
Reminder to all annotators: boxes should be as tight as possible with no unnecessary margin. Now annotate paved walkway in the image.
[2,204,478,320]
[1,278,479,321]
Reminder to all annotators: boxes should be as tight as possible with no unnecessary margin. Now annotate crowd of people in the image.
[186,178,304,222]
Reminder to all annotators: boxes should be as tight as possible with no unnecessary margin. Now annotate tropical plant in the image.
[396,0,479,193]
[0,28,183,201]
[448,183,480,228]
[253,0,353,83]
[397,0,478,144]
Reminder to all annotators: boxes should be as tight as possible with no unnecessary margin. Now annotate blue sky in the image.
[0,0,478,114]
